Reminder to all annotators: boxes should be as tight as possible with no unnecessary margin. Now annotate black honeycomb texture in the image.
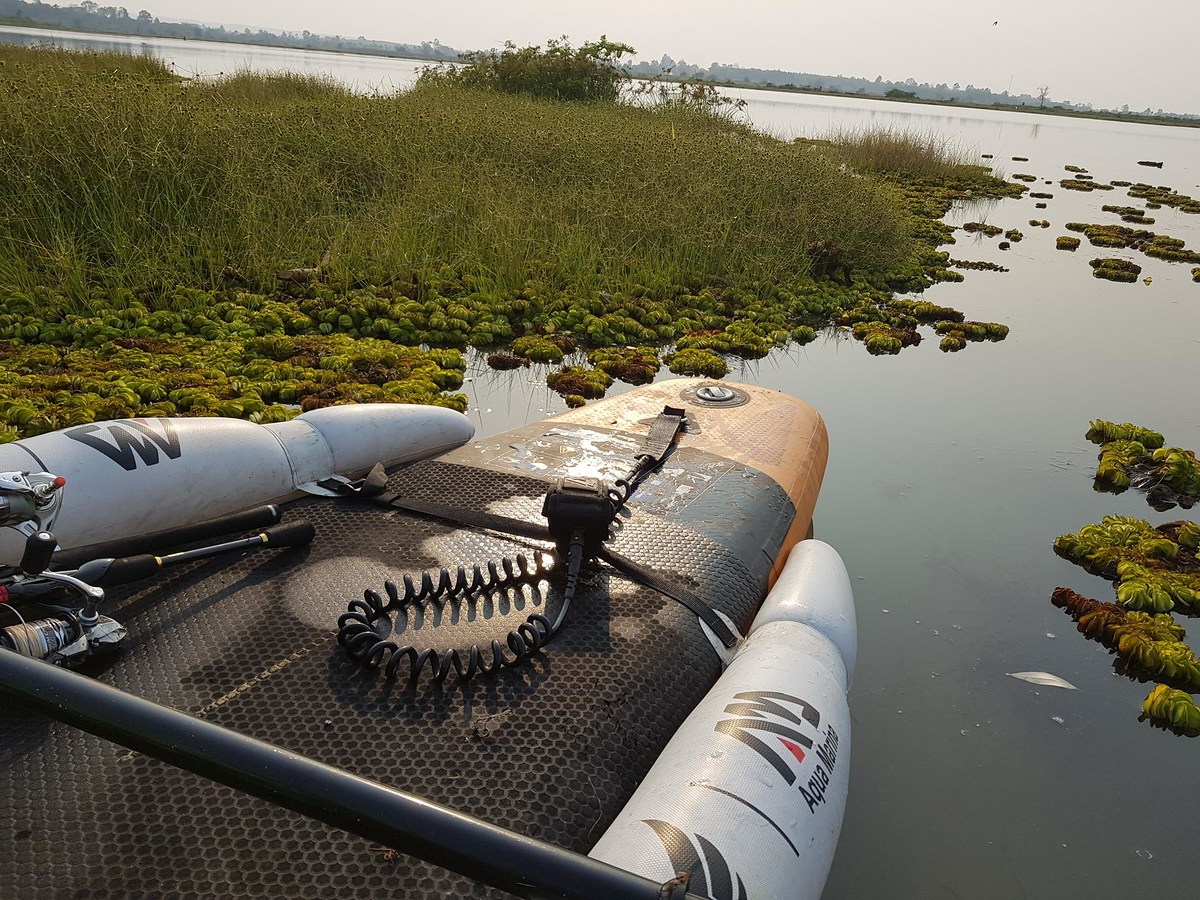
[0,425,794,899]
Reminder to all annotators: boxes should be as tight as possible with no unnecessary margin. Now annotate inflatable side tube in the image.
[589,541,855,900]
[0,405,473,561]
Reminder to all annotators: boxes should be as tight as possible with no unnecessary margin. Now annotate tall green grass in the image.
[821,125,973,178]
[0,45,916,302]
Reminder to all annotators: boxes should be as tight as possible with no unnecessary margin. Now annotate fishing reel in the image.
[0,469,315,667]
[0,467,126,665]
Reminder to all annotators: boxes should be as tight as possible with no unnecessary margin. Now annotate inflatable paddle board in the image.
[0,378,854,900]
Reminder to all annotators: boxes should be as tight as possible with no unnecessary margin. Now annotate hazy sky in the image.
[138,1,1199,113]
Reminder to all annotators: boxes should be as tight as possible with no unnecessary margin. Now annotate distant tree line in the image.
[0,0,461,60]
[625,55,1200,121]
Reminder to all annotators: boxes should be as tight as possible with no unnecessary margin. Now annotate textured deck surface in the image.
[0,380,824,898]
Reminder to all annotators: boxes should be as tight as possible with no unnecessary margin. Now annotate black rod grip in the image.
[51,505,283,567]
[259,521,316,548]
[80,554,162,588]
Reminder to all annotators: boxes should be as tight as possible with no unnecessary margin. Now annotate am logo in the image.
[713,690,821,784]
[65,419,182,471]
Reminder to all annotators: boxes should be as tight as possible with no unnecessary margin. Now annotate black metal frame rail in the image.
[0,650,700,900]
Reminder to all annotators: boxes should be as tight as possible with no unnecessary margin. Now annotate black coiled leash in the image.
[334,406,738,683]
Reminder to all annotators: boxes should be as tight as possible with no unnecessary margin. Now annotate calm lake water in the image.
[4,25,1200,899]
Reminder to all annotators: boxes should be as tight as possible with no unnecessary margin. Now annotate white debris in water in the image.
[1046,633,1057,639]
[1051,716,1065,724]
[1008,671,1079,689]
[1136,849,1154,860]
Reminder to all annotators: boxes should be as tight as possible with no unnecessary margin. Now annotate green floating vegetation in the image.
[1090,257,1142,282]
[1111,180,1133,187]
[1012,173,1038,182]
[962,222,1003,237]
[1142,684,1200,737]
[1192,267,1200,283]
[851,321,921,355]
[1029,191,1054,199]
[1064,164,1089,173]
[1061,179,1114,192]
[888,300,964,322]
[790,325,818,345]
[1064,224,1200,261]
[933,320,1009,341]
[939,333,967,352]
[1055,423,1200,738]
[1121,214,1155,225]
[545,365,613,400]
[663,348,727,377]
[1127,183,1200,214]
[1143,241,1200,264]
[1012,156,1029,162]
[0,334,468,439]
[1102,205,1144,217]
[1086,419,1165,449]
[510,335,568,363]
[1086,421,1198,510]
[1051,587,1200,689]
[1054,517,1200,614]
[1056,236,1081,251]
[948,259,1009,272]
[486,353,531,370]
[1034,202,1048,209]
[1146,201,1162,209]
[1004,229,1024,242]
[587,346,660,384]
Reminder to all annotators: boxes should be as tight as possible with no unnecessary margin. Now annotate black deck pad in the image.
[0,423,794,898]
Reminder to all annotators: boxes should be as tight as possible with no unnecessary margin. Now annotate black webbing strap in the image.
[639,405,687,462]
[320,406,740,649]
[599,548,737,647]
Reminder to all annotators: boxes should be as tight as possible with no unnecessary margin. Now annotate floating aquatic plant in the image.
[1126,183,1200,214]
[1030,191,1054,199]
[851,321,921,355]
[586,346,661,384]
[1090,258,1141,282]
[545,365,613,400]
[510,335,566,364]
[1055,516,1200,612]
[948,259,1009,272]
[933,320,1009,341]
[1192,267,1200,283]
[663,348,728,378]
[1102,205,1145,217]
[1061,179,1114,192]
[1052,587,1200,696]
[1085,421,1198,510]
[1086,418,1165,448]
[1056,236,1081,251]
[961,222,1003,237]
[1141,684,1200,736]
[0,334,468,439]
[1012,173,1038,182]
[939,332,967,352]
[1004,229,1024,242]
[1064,164,1088,173]
[486,353,531,370]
